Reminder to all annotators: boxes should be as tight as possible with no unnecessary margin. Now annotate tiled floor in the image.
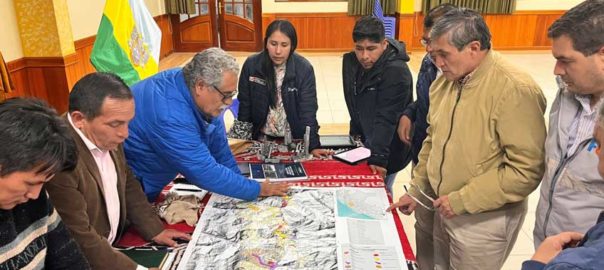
[160,50,559,270]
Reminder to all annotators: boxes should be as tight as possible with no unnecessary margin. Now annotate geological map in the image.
[336,188,388,220]
[177,188,337,270]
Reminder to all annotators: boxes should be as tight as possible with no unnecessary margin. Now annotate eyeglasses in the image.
[210,84,238,102]
[420,37,431,47]
[589,138,601,155]
[404,182,435,211]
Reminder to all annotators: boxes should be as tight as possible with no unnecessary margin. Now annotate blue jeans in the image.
[384,173,397,194]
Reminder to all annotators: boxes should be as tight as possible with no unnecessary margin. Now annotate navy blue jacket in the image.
[124,69,260,201]
[522,212,604,270]
[342,38,413,174]
[402,54,438,164]
[237,52,320,150]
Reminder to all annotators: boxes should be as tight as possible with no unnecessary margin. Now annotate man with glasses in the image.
[124,48,289,202]
[533,0,604,249]
[388,8,546,270]
[395,4,455,269]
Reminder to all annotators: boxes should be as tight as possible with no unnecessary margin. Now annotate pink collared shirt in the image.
[68,115,121,245]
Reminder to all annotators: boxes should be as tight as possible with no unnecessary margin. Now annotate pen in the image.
[406,260,417,270]
[174,188,202,192]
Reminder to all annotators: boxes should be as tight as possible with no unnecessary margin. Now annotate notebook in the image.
[333,147,371,165]
[249,163,308,181]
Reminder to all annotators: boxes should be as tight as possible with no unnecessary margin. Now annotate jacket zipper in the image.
[542,138,591,240]
[436,85,463,196]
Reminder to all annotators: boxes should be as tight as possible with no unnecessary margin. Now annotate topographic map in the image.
[177,188,337,270]
[336,188,388,220]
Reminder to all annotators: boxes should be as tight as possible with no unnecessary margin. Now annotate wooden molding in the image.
[264,12,351,18]
[22,55,78,68]
[74,35,96,49]
[512,10,565,15]
[6,58,26,72]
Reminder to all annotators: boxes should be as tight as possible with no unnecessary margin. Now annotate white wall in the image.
[0,0,24,61]
[516,0,583,10]
[66,0,104,40]
[67,0,165,41]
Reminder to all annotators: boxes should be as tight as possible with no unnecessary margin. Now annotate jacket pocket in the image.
[561,171,604,199]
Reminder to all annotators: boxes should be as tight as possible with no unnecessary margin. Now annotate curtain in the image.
[165,0,196,15]
[348,0,399,16]
[422,0,516,14]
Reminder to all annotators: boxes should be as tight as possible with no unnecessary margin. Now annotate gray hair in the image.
[430,7,491,51]
[182,47,239,91]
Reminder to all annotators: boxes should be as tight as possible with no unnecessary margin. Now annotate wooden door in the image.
[217,0,262,51]
[171,0,218,52]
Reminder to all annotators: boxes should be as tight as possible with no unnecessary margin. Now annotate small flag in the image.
[373,0,384,19]
[90,0,161,86]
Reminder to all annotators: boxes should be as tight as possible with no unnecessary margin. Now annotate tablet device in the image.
[333,147,371,165]
[319,135,356,149]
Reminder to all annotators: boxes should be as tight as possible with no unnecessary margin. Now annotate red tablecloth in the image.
[117,160,416,263]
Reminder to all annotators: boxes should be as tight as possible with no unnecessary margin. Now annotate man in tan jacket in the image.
[46,72,191,270]
[388,7,547,270]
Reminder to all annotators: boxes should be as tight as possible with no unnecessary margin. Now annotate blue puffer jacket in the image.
[124,68,260,201]
[522,212,604,270]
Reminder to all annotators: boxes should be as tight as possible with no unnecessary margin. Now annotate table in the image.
[118,160,416,267]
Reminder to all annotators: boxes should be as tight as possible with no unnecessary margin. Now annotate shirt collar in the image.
[457,68,477,88]
[573,94,604,114]
[67,114,105,153]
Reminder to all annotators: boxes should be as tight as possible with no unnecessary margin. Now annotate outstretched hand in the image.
[386,194,417,215]
[259,180,289,197]
[152,229,191,247]
[311,148,334,159]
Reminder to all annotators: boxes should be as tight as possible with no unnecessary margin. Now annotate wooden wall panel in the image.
[154,14,174,58]
[262,13,358,51]
[397,10,565,51]
[5,59,29,99]
[6,57,71,112]
[74,36,96,79]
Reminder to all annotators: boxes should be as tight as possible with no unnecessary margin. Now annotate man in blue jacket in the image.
[124,48,288,201]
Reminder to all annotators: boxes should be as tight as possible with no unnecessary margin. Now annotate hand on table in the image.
[369,165,387,178]
[311,148,334,159]
[531,232,584,264]
[259,180,289,197]
[386,194,417,215]
[152,229,191,247]
[397,115,413,145]
[433,195,456,219]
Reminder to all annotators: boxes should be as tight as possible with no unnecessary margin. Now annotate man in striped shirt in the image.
[533,0,604,248]
[0,98,90,269]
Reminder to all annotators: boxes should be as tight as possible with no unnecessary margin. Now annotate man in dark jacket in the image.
[342,16,413,192]
[0,98,90,270]
[396,5,456,270]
